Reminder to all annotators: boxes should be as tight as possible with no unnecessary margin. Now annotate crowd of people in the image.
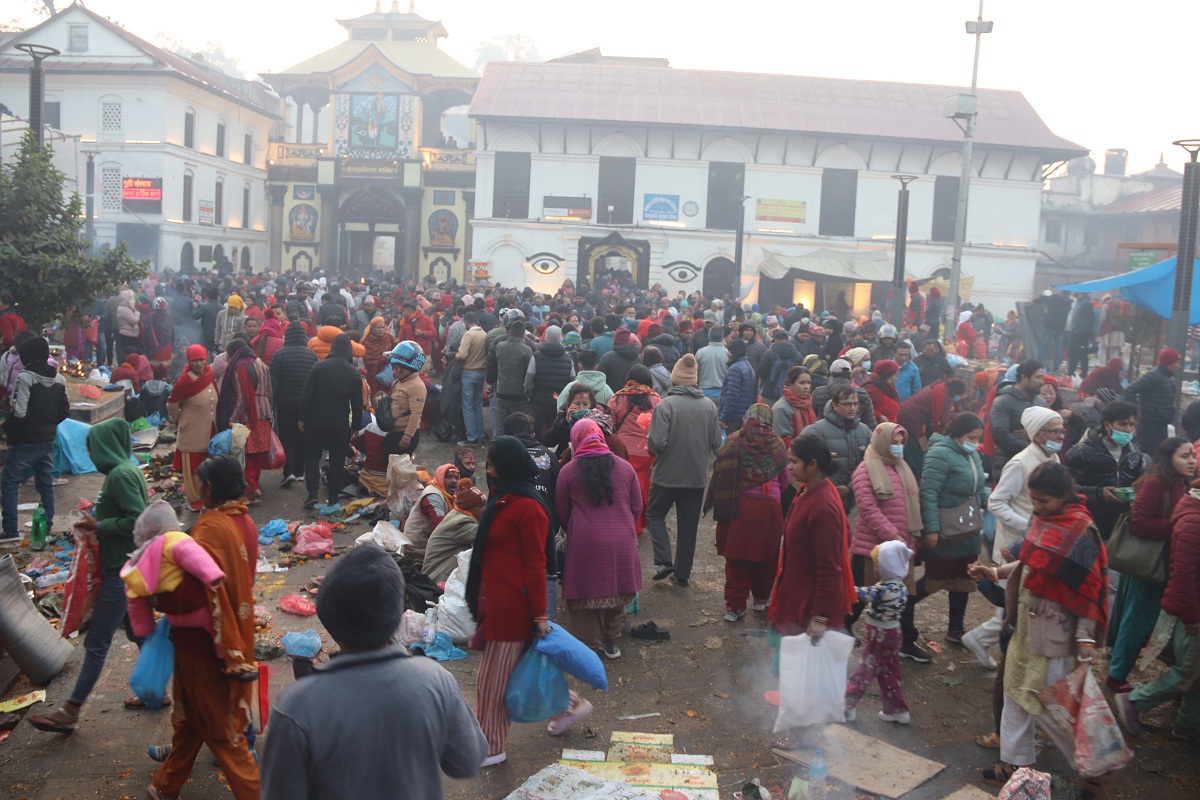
[1,268,1198,800]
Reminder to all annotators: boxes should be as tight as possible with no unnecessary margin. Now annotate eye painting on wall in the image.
[527,252,564,274]
[428,210,458,247]
[288,204,318,242]
[664,260,699,283]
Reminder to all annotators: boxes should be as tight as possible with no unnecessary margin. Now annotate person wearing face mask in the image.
[967,407,1065,675]
[1064,400,1143,544]
[911,413,990,661]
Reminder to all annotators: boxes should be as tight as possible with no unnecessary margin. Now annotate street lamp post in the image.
[83,149,99,255]
[890,175,918,327]
[945,1,992,339]
[1166,140,1200,382]
[15,43,60,149]
[732,195,750,303]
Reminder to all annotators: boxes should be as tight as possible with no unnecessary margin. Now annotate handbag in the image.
[1106,491,1169,583]
[938,453,984,537]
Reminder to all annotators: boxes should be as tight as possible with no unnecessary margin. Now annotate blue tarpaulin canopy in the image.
[1056,256,1200,323]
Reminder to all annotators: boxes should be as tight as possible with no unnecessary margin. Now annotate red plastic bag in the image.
[293,522,335,557]
[61,531,102,638]
[279,593,316,616]
[264,429,286,471]
[1037,665,1133,777]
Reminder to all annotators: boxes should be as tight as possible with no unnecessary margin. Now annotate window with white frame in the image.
[68,25,89,52]
[101,166,122,212]
[101,101,122,136]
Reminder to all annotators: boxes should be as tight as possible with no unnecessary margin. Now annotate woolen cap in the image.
[613,327,632,346]
[454,479,485,516]
[671,353,699,386]
[1159,348,1181,366]
[873,359,899,377]
[185,344,208,361]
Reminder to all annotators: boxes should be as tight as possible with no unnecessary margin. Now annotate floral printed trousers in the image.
[845,623,908,714]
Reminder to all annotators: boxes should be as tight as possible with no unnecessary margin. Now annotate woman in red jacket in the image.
[769,435,856,750]
[465,437,590,767]
[1119,474,1200,740]
[1108,437,1194,694]
[864,360,901,423]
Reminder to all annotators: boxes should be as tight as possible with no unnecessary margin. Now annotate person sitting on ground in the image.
[401,464,459,566]
[349,417,390,498]
[261,544,487,799]
[423,480,486,585]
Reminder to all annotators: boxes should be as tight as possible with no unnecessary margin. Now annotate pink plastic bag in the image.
[1037,665,1133,777]
[293,522,335,557]
[279,594,316,616]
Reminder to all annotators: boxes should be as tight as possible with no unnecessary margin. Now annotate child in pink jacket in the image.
[121,500,225,637]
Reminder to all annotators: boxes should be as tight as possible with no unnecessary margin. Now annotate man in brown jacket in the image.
[456,311,487,445]
[387,341,427,456]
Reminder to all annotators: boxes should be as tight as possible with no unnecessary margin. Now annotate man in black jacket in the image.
[1124,347,1182,458]
[193,289,223,355]
[524,325,575,437]
[299,334,363,508]
[271,321,319,488]
[756,329,801,405]
[2,336,69,545]
[989,359,1047,468]
[1065,400,1143,541]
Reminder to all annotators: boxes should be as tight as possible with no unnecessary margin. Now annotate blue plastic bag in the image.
[534,622,609,690]
[208,429,232,456]
[259,519,288,538]
[410,631,466,662]
[55,418,99,474]
[504,648,570,722]
[375,364,394,386]
[129,617,174,711]
[281,630,322,659]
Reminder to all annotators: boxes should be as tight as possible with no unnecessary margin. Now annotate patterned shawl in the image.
[570,418,611,458]
[1020,498,1107,631]
[704,403,788,522]
[191,502,258,680]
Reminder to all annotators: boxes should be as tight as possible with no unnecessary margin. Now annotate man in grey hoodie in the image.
[646,353,722,587]
[556,349,613,410]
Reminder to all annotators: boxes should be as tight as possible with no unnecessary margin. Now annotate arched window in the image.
[180,242,195,272]
[241,246,252,273]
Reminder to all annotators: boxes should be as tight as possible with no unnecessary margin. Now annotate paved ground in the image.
[1,433,1198,800]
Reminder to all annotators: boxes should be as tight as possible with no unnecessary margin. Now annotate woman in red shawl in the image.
[955,309,978,358]
[771,366,816,446]
[704,404,788,622]
[143,297,175,379]
[864,360,901,423]
[250,317,284,366]
[361,316,396,394]
[167,345,218,511]
[985,462,1117,794]
[216,341,273,503]
[149,455,260,800]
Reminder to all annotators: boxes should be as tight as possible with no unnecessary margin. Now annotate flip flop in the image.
[631,621,670,641]
[982,762,1016,786]
[28,707,79,734]
[975,732,1001,749]
[125,694,172,709]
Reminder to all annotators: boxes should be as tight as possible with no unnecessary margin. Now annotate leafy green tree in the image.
[0,131,147,329]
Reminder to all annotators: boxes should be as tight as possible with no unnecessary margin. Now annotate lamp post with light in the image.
[945,1,991,340]
[1166,140,1200,374]
[889,175,918,327]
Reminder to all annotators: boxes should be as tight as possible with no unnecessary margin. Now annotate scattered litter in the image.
[733,778,772,800]
[940,675,964,687]
[703,636,722,650]
[294,522,335,557]
[925,640,944,654]
[354,521,410,553]
[258,519,288,538]
[617,712,661,720]
[0,690,46,713]
[279,593,317,616]
[255,555,274,574]
[315,503,342,516]
[254,636,284,661]
[281,630,322,659]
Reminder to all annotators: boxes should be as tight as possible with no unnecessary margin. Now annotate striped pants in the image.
[476,639,582,756]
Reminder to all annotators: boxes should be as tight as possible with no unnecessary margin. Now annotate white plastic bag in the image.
[396,609,427,646]
[773,630,855,732]
[386,454,422,519]
[354,521,411,553]
[435,549,477,644]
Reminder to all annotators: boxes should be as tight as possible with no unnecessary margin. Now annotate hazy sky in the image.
[13,0,1196,175]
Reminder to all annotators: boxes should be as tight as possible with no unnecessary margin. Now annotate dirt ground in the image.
[1,433,1198,800]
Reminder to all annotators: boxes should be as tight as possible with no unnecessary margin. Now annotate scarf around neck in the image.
[704,403,787,522]
[167,364,215,404]
[1020,498,1107,631]
[781,385,816,435]
[570,418,611,458]
[863,422,922,533]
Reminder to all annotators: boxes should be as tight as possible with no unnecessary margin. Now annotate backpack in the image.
[767,354,798,398]
[374,390,396,432]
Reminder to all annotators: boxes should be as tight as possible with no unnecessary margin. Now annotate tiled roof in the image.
[471,61,1085,157]
[272,40,477,81]
[1101,185,1182,215]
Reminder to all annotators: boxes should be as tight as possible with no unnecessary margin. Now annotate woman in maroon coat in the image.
[769,435,857,749]
[465,436,591,766]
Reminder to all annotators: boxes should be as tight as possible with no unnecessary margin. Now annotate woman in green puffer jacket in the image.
[906,413,990,661]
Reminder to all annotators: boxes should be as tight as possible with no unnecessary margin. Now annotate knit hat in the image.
[678,321,694,333]
[1159,348,1181,367]
[703,310,718,323]
[671,353,699,386]
[564,331,581,345]
[773,329,789,340]
[1106,357,1122,370]
[185,344,208,361]
[226,294,244,310]
[843,320,857,334]
[803,354,828,376]
[17,336,49,366]
[873,540,913,583]
[845,347,871,366]
[454,478,485,517]
[613,327,632,346]
[647,323,662,338]
[874,359,899,377]
[545,325,563,344]
[830,358,852,376]
[1021,406,1061,440]
[316,543,406,650]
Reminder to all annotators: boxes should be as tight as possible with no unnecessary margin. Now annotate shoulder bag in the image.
[938,452,984,537]
[1106,489,1169,584]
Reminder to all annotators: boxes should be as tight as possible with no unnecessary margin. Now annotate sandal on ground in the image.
[771,737,800,751]
[28,707,80,734]
[125,694,172,709]
[982,762,1017,786]
[631,621,671,641]
[975,732,1001,749]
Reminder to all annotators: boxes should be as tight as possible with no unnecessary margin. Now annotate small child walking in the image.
[845,540,913,724]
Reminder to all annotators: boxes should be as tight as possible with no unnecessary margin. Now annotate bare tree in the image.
[473,34,543,74]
